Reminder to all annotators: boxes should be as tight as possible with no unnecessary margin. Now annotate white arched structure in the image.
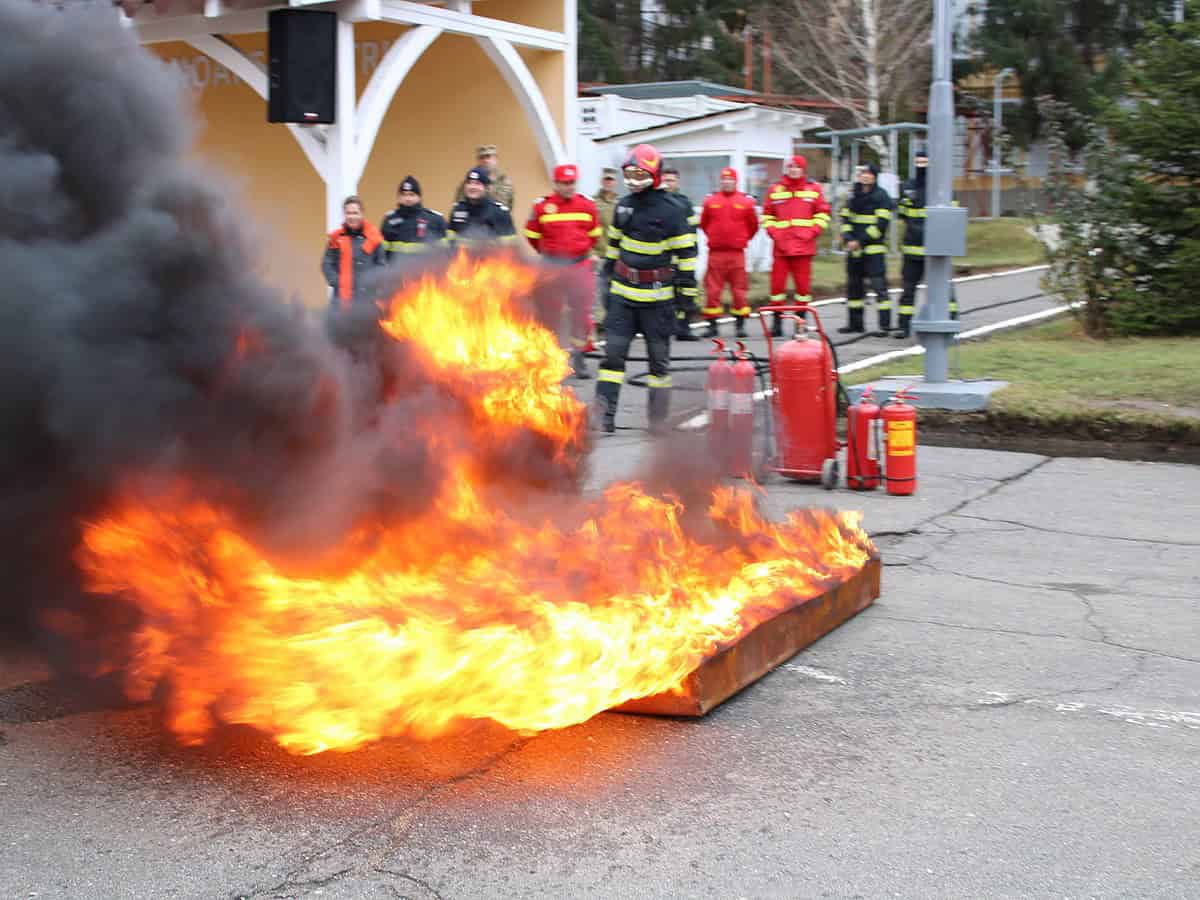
[130,0,573,229]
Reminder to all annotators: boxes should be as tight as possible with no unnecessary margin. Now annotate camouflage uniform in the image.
[454,143,514,211]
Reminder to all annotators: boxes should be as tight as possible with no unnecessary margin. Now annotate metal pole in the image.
[919,0,960,384]
[991,68,1013,219]
[830,134,841,249]
[889,127,900,254]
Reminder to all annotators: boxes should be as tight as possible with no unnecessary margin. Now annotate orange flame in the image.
[71,253,875,755]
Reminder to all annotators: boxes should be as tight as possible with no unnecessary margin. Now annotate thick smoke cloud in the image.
[0,2,567,642]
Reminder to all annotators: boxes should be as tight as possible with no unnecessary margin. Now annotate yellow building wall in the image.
[149,1,567,308]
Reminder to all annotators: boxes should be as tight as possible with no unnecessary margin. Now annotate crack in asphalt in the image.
[373,867,447,900]
[954,513,1200,547]
[229,737,526,900]
[234,866,353,900]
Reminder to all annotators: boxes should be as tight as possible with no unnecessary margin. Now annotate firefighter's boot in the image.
[837,305,865,334]
[570,349,591,379]
[892,313,912,340]
[770,312,784,337]
[705,320,719,338]
[734,316,747,338]
[647,384,671,433]
[675,309,699,341]
[594,377,620,433]
[874,305,892,337]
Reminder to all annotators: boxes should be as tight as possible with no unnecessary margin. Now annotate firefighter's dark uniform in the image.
[840,181,894,334]
[381,190,448,260]
[895,168,959,338]
[447,198,518,248]
[664,189,701,339]
[596,189,698,431]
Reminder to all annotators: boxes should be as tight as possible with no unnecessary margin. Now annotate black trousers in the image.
[899,256,959,321]
[596,299,675,423]
[846,253,890,329]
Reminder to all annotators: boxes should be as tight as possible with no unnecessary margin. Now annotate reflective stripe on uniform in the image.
[878,299,892,311]
[588,226,604,237]
[610,281,674,302]
[665,232,697,250]
[770,293,787,302]
[903,245,925,256]
[385,240,435,253]
[875,208,893,219]
[678,286,698,297]
[865,244,888,254]
[621,236,668,255]
[847,299,865,309]
[701,304,723,315]
[675,257,697,271]
[866,225,881,239]
[523,228,542,239]
[540,212,593,224]
[687,214,700,226]
[646,374,673,388]
[730,306,751,316]
[903,208,927,218]
[899,304,915,314]
[769,191,793,200]
[598,368,625,384]
[851,214,878,224]
[498,234,519,244]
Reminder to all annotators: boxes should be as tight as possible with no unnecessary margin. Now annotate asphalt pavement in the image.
[3,264,1198,899]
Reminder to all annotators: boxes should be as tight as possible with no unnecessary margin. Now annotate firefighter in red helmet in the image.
[762,155,831,336]
[595,143,698,433]
[700,166,759,338]
[524,163,604,378]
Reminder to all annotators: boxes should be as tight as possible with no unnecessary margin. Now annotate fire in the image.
[70,252,875,755]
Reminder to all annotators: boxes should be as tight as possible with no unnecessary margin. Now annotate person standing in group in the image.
[592,167,621,332]
[660,165,701,341]
[380,176,448,261]
[447,168,518,249]
[455,143,515,211]
[524,163,603,379]
[762,155,831,336]
[595,144,697,434]
[699,166,759,338]
[894,147,959,340]
[839,161,894,335]
[322,195,386,308]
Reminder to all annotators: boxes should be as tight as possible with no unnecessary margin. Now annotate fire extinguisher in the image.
[846,386,881,491]
[882,386,918,496]
[706,339,732,472]
[728,342,756,478]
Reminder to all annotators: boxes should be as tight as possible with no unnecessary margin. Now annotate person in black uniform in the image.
[894,148,959,339]
[660,165,701,340]
[380,176,448,260]
[838,161,894,336]
[595,144,698,434]
[447,168,518,249]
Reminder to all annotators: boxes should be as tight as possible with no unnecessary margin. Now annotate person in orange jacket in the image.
[524,163,603,378]
[322,195,386,308]
[762,155,832,335]
[699,167,759,338]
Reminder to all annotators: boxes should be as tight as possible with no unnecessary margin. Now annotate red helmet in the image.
[622,143,663,189]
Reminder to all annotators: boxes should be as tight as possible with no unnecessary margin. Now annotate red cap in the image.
[553,164,578,183]
[720,167,738,182]
[789,155,808,169]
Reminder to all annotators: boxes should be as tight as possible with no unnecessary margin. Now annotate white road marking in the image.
[780,664,848,684]
[978,692,1200,731]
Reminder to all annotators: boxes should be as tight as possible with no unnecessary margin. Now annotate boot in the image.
[892,313,911,340]
[594,379,619,433]
[837,305,865,334]
[734,317,747,338]
[770,312,784,338]
[873,307,892,338]
[570,349,591,379]
[705,320,719,338]
[647,386,670,433]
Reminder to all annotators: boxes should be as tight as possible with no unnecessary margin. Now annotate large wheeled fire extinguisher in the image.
[759,305,839,489]
[846,387,881,491]
[728,342,757,478]
[881,387,918,495]
[706,339,732,472]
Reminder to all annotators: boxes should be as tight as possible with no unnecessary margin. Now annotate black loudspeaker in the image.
[267,9,336,124]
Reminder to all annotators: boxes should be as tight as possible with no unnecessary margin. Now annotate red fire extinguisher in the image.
[728,342,756,478]
[706,339,732,472]
[846,386,881,491]
[882,386,918,496]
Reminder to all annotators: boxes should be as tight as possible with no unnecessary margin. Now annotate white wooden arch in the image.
[474,35,567,174]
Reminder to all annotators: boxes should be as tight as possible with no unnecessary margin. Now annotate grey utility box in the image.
[924,205,968,257]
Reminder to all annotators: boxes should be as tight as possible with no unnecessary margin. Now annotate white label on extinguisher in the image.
[708,389,729,411]
[729,392,754,416]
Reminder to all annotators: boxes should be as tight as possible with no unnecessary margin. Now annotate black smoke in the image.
[0,1,575,647]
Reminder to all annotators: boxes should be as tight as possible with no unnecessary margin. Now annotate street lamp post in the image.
[991,67,1014,219]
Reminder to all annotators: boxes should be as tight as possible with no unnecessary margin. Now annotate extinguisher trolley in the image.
[758,303,840,490]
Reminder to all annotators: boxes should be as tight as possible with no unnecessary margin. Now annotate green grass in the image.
[844,318,1200,438]
[745,217,1045,303]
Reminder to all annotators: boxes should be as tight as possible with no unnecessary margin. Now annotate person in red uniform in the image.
[524,163,603,378]
[762,155,832,336]
[699,166,759,338]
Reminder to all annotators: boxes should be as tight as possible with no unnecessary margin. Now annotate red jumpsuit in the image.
[524,192,602,349]
[699,189,759,319]
[762,174,831,303]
